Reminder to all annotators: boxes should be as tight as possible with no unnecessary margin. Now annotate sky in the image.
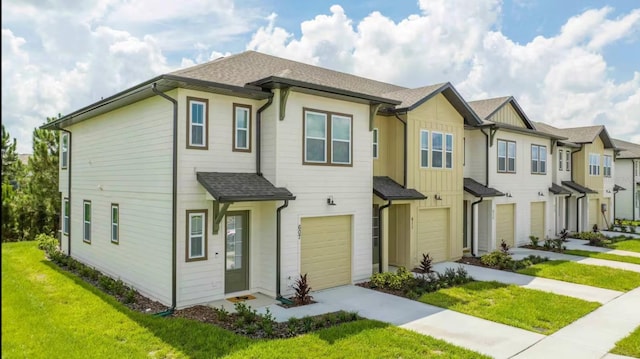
[2,0,639,154]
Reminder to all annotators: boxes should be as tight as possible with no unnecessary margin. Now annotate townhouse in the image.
[613,138,640,221]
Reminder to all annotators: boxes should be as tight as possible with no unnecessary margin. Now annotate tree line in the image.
[2,118,59,241]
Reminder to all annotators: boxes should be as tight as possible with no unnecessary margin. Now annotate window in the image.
[432,132,443,168]
[559,150,563,171]
[233,104,251,152]
[186,210,208,261]
[420,130,429,167]
[589,153,600,176]
[83,200,91,243]
[603,155,612,177]
[445,134,453,169]
[566,150,571,172]
[111,204,119,244]
[187,97,208,149]
[497,140,516,173]
[61,133,68,169]
[372,128,379,159]
[531,145,547,174]
[63,198,69,235]
[303,109,352,166]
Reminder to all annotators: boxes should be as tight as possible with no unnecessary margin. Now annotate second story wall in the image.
[373,113,404,184]
[490,105,526,128]
[573,137,605,193]
[463,129,486,182]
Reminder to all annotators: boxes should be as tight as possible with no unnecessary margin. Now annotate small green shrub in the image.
[124,289,136,304]
[234,302,259,324]
[370,267,415,291]
[529,235,540,247]
[481,250,513,269]
[500,240,511,254]
[36,234,59,257]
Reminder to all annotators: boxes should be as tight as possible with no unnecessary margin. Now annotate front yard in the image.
[610,239,640,253]
[611,325,640,357]
[563,249,640,265]
[1,241,489,359]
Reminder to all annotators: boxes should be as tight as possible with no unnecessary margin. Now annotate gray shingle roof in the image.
[196,172,295,202]
[613,138,640,159]
[382,84,446,109]
[373,176,427,200]
[535,122,616,149]
[614,184,626,192]
[561,181,597,194]
[463,178,505,197]
[549,183,572,195]
[468,97,511,120]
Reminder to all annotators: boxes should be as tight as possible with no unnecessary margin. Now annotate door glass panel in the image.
[226,215,243,270]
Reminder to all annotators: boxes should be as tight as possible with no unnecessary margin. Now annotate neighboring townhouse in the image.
[613,138,640,220]
[535,123,618,233]
[372,83,482,272]
[463,97,564,254]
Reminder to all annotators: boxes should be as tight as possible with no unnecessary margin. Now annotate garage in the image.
[589,199,599,230]
[496,204,515,248]
[417,208,449,263]
[530,202,545,240]
[300,215,352,290]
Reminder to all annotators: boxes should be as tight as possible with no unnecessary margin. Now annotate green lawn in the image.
[2,242,489,359]
[610,239,640,253]
[611,325,640,357]
[418,281,599,335]
[517,260,640,291]
[564,249,640,265]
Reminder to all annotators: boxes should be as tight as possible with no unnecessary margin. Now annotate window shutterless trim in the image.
[83,200,91,244]
[372,128,379,159]
[185,209,208,262]
[302,107,353,167]
[420,129,429,168]
[431,131,444,169]
[111,203,119,244]
[531,144,547,175]
[232,103,252,152]
[603,155,612,177]
[186,97,209,150]
[566,150,571,172]
[63,197,69,235]
[497,139,517,173]
[61,133,68,170]
[445,133,453,169]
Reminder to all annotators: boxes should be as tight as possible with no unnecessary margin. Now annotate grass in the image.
[564,249,640,265]
[517,260,640,291]
[2,242,489,359]
[418,281,599,335]
[609,239,640,253]
[611,325,640,357]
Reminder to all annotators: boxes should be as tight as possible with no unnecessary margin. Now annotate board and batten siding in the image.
[488,104,526,128]
[372,113,404,184]
[65,94,174,306]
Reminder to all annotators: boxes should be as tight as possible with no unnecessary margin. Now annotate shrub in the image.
[543,238,552,250]
[292,273,313,305]
[559,229,569,242]
[234,302,259,324]
[124,289,136,304]
[529,235,540,247]
[415,253,434,274]
[36,233,58,257]
[593,224,599,233]
[500,239,511,254]
[370,267,415,291]
[481,250,513,269]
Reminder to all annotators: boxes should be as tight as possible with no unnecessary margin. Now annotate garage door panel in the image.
[589,199,598,229]
[301,215,351,291]
[496,204,515,248]
[417,209,449,263]
[530,202,545,240]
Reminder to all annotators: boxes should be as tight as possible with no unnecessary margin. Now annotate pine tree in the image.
[1,125,20,186]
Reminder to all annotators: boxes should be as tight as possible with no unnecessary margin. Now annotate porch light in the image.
[537,191,544,196]
[327,196,336,206]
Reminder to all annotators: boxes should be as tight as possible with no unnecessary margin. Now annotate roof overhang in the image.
[463,178,505,197]
[549,183,572,195]
[491,122,567,141]
[613,184,626,192]
[373,176,427,200]
[561,181,597,194]
[197,172,295,203]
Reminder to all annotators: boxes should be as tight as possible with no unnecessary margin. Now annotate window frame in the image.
[431,132,444,169]
[302,108,353,167]
[372,128,379,159]
[232,103,252,152]
[531,144,547,174]
[186,209,208,262]
[420,130,429,168]
[83,200,91,244]
[63,198,69,235]
[186,97,209,150]
[61,133,68,169]
[589,153,600,176]
[603,155,612,177]
[497,139,517,173]
[566,150,571,172]
[559,150,563,171]
[445,133,453,169]
[111,203,119,244]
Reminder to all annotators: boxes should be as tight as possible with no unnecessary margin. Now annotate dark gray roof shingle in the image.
[614,184,626,192]
[613,138,640,159]
[561,181,597,194]
[549,183,572,195]
[463,178,505,197]
[373,176,426,200]
[197,172,295,202]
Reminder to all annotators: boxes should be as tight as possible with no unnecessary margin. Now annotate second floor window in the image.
[303,109,352,166]
[420,130,429,167]
[559,150,563,171]
[589,153,600,176]
[497,140,516,173]
[111,204,119,244]
[187,97,208,149]
[432,132,443,168]
[233,104,251,152]
[603,155,612,177]
[63,198,69,235]
[445,134,453,169]
[566,150,571,172]
[61,134,68,169]
[420,131,453,169]
[372,128,379,159]
[83,200,91,243]
[531,144,547,174]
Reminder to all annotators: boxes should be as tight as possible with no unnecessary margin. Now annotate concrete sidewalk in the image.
[511,247,640,274]
[258,285,544,358]
[512,287,640,359]
[564,238,640,258]
[432,262,623,304]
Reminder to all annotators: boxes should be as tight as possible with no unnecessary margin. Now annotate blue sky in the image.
[2,0,639,153]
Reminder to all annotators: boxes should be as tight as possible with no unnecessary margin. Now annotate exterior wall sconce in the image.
[606,189,612,194]
[537,191,544,196]
[506,192,512,198]
[434,194,443,201]
[327,196,336,206]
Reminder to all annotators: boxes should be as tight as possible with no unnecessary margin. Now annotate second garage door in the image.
[530,202,545,240]
[496,204,515,248]
[417,208,449,263]
[300,215,352,290]
[589,199,599,230]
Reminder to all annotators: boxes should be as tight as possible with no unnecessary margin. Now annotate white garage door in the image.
[496,204,515,248]
[417,208,450,263]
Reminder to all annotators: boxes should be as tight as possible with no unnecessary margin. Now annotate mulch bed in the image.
[355,281,405,298]
[455,256,496,269]
[520,245,564,253]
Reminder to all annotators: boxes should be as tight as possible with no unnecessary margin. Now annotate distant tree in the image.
[2,125,21,185]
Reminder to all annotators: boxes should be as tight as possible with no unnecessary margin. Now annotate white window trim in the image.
[61,133,68,169]
[188,99,207,148]
[420,130,429,168]
[63,198,69,235]
[445,133,454,169]
[603,155,612,177]
[497,140,516,173]
[566,150,571,172]
[331,114,352,165]
[559,150,563,171]
[234,105,251,151]
[83,200,91,243]
[111,204,119,244]
[372,128,379,159]
[531,144,547,174]
[304,110,328,164]
[431,132,444,169]
[187,211,207,261]
[589,153,600,176]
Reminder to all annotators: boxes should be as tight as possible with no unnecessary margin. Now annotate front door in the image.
[225,211,249,293]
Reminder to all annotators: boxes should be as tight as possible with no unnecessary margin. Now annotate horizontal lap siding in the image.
[496,204,515,248]
[417,208,449,263]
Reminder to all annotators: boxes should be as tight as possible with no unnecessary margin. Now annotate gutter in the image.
[256,95,274,176]
[276,200,292,305]
[470,197,483,257]
[151,83,178,313]
[60,129,72,255]
[393,113,408,187]
[378,200,392,273]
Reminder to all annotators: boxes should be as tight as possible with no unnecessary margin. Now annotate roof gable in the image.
[534,122,616,149]
[614,138,640,159]
[468,96,535,130]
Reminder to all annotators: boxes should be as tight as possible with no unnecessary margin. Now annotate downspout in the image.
[255,95,274,176]
[378,200,392,273]
[633,162,637,221]
[276,200,291,304]
[393,113,408,187]
[60,129,72,256]
[471,197,483,257]
[151,84,178,314]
